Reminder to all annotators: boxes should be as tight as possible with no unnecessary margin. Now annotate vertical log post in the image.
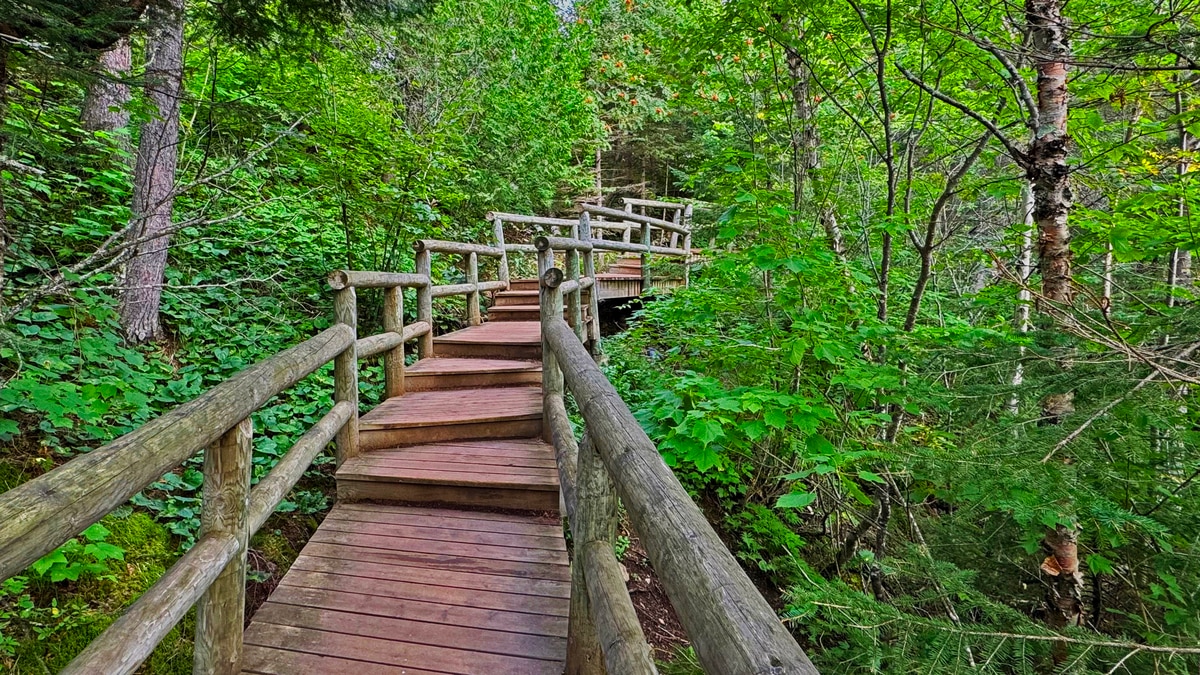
[193,418,252,675]
[494,217,510,287]
[467,252,481,326]
[640,222,652,294]
[622,201,633,244]
[669,208,681,250]
[415,248,434,358]
[567,247,583,341]
[567,435,611,675]
[682,204,693,287]
[333,287,359,466]
[579,213,602,357]
[384,286,405,398]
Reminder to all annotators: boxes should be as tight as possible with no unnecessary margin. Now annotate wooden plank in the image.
[308,528,566,565]
[299,541,570,581]
[434,322,541,344]
[358,419,544,450]
[337,479,559,511]
[327,504,562,534]
[360,449,556,469]
[340,456,559,482]
[407,358,541,374]
[242,623,561,675]
[288,555,570,598]
[241,644,444,675]
[315,516,566,551]
[265,583,568,637]
[251,602,566,661]
[332,502,560,529]
[279,569,569,617]
[359,389,542,429]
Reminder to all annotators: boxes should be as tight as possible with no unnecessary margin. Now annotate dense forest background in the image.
[3,0,1200,672]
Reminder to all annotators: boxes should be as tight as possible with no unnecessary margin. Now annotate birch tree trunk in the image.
[1026,0,1083,637]
[81,36,133,143]
[120,0,185,344]
[784,21,844,258]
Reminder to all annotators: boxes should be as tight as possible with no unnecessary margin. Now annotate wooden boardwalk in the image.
[242,290,573,674]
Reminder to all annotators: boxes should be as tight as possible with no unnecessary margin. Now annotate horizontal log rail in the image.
[582,204,690,234]
[0,324,354,580]
[535,235,593,252]
[431,279,507,298]
[591,238,688,257]
[327,270,430,289]
[540,267,818,675]
[413,238,504,257]
[356,321,432,359]
[620,197,689,211]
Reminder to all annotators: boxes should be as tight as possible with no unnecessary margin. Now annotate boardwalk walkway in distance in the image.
[241,282,573,675]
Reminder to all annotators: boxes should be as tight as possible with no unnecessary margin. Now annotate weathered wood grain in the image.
[414,239,504,257]
[333,288,359,466]
[194,418,253,674]
[327,270,428,290]
[416,249,434,358]
[542,317,819,675]
[0,324,352,580]
[582,540,657,675]
[433,280,507,298]
[383,286,405,397]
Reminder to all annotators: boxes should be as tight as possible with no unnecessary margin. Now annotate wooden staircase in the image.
[242,284,571,674]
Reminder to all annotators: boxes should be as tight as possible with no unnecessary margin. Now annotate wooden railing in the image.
[0,237,506,673]
[0,204,697,675]
[489,196,694,293]
[538,236,818,674]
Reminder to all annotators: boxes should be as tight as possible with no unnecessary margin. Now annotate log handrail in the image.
[0,228,522,673]
[413,238,504,257]
[540,267,818,675]
[582,204,690,234]
[327,270,430,289]
[620,197,689,211]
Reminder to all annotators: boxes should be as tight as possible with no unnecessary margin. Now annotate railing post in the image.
[641,222,652,294]
[193,418,252,675]
[415,248,434,358]
[384,286,405,398]
[669,207,681,250]
[579,213,601,358]
[622,201,633,244]
[467,252,481,326]
[682,204,693,287]
[566,247,582,341]
[333,287,359,465]
[494,216,510,288]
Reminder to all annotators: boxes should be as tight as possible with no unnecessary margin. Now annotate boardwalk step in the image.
[507,278,540,291]
[405,357,541,391]
[243,503,568,674]
[492,289,539,306]
[488,305,591,323]
[337,439,559,510]
[433,321,541,359]
[357,388,542,449]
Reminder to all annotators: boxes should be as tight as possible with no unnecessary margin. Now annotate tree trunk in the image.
[1026,0,1083,640]
[1009,183,1035,415]
[120,0,185,345]
[81,36,132,141]
[1026,0,1072,305]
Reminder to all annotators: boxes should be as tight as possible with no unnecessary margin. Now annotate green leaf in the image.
[764,408,788,429]
[776,491,817,509]
[1086,554,1114,575]
[857,470,886,484]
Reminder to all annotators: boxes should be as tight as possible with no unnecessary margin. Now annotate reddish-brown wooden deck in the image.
[243,300,570,674]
